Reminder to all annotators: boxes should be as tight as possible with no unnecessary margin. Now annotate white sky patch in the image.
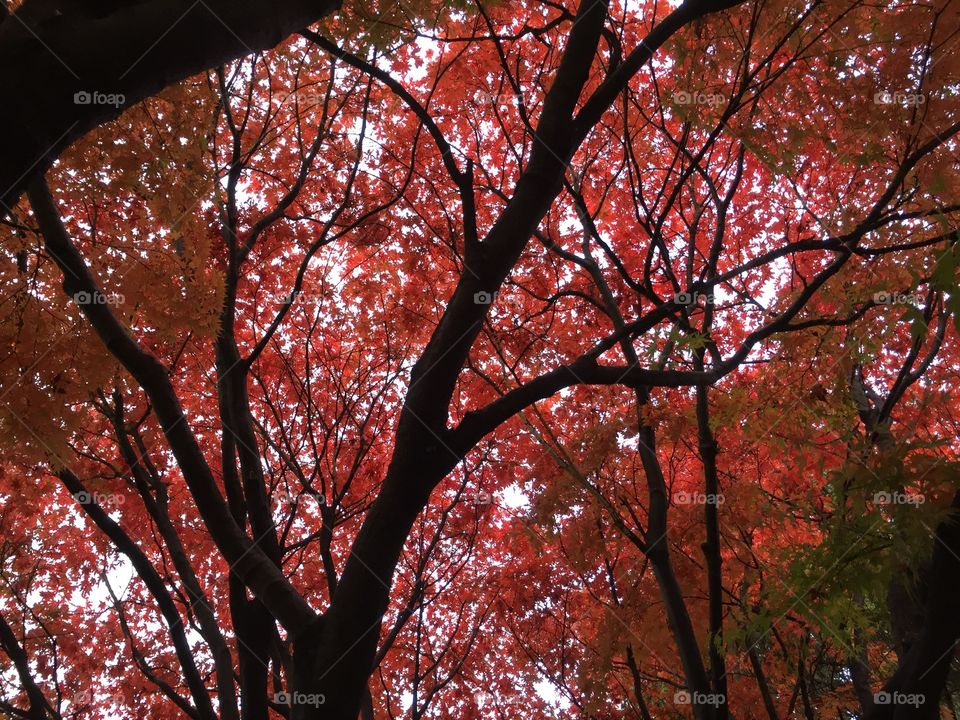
[500,483,530,510]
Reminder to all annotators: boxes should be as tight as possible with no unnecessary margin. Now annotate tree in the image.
[1,0,959,718]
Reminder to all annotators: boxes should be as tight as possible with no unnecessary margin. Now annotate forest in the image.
[0,0,959,718]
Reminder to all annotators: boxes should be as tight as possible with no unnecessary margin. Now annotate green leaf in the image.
[932,244,958,291]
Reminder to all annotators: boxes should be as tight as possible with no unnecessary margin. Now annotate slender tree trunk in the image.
[748,647,780,720]
[697,383,728,719]
[638,420,713,720]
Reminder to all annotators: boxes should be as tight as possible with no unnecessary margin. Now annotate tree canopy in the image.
[1,0,959,718]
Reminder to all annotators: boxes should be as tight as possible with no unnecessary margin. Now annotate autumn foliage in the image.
[1,0,960,718]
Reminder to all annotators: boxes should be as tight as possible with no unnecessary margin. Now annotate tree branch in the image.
[0,0,341,212]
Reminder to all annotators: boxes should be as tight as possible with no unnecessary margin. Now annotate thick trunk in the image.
[291,443,447,720]
[231,582,273,720]
[868,489,960,720]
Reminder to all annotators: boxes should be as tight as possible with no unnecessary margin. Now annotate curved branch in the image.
[27,176,316,631]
